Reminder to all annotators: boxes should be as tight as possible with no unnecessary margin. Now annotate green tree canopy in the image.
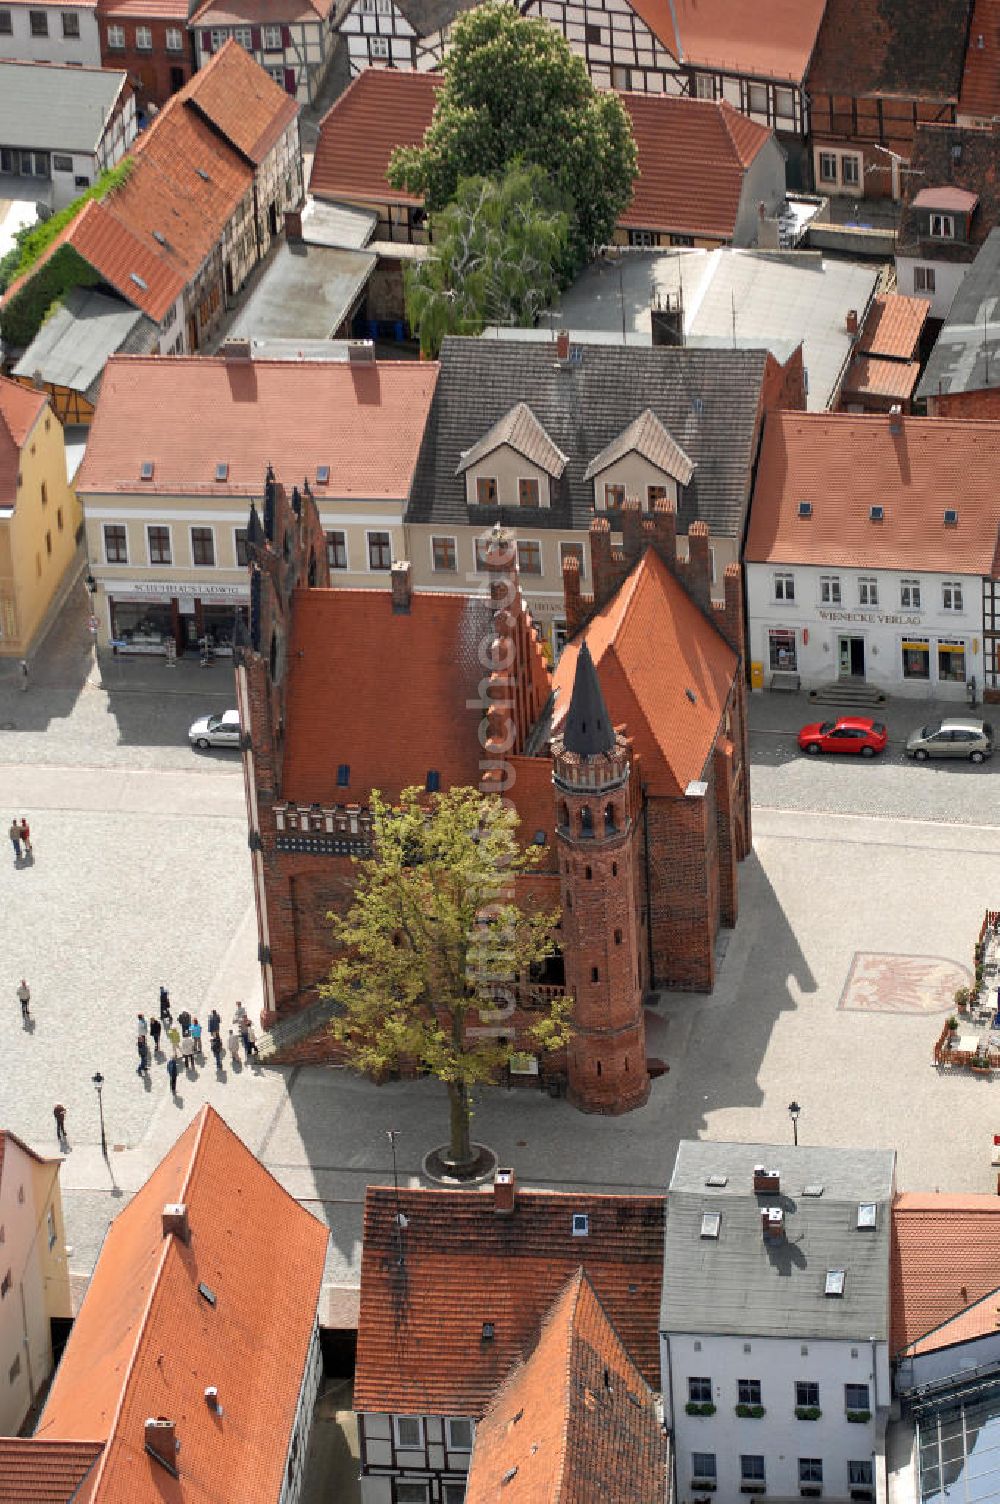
[324,786,571,1170]
[404,164,569,356]
[389,3,637,272]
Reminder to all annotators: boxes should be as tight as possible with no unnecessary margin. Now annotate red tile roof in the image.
[77,355,438,498]
[464,1270,668,1504]
[911,185,980,212]
[553,549,737,799]
[629,0,826,83]
[34,1105,328,1504]
[98,0,190,19]
[354,1184,664,1416]
[891,1193,1000,1354]
[903,1283,1000,1358]
[281,587,491,806]
[309,68,440,207]
[840,355,921,402]
[180,37,299,164]
[856,294,930,359]
[960,0,1000,118]
[190,0,332,22]
[620,93,773,240]
[0,376,46,503]
[0,1439,104,1504]
[745,410,1000,575]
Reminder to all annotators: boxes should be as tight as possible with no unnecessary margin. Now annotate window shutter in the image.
[202,29,212,52]
[250,25,260,48]
[281,23,291,46]
[283,65,295,92]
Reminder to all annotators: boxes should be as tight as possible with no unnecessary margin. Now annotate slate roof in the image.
[0,1439,104,1504]
[561,640,616,759]
[807,0,971,101]
[552,549,736,798]
[390,0,480,35]
[891,1194,1000,1355]
[960,0,1000,120]
[457,402,568,478]
[354,1184,665,1415]
[0,376,47,505]
[463,1271,668,1504]
[33,1106,328,1504]
[661,1141,896,1339]
[897,122,1000,261]
[309,68,440,208]
[917,228,1000,401]
[408,337,771,541]
[745,409,1000,575]
[583,408,695,486]
[13,288,157,403]
[628,0,826,83]
[0,61,129,154]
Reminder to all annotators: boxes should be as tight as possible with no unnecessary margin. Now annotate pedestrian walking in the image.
[137,1037,150,1077]
[245,1023,259,1059]
[233,1001,248,1029]
[8,820,21,861]
[158,985,172,1025]
[191,1018,203,1057]
[167,1024,180,1058]
[211,1032,224,1071]
[137,1012,148,1041]
[17,978,30,1022]
[53,1104,67,1148]
[18,818,30,855]
[18,659,27,692]
[207,1007,221,1039]
[167,1056,179,1096]
[149,1015,161,1052]
[227,1027,240,1066]
[180,1031,195,1072]
[178,1009,192,1037]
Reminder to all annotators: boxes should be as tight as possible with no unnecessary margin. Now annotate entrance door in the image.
[838,635,865,678]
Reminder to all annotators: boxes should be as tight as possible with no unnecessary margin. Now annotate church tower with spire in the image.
[552,642,649,1114]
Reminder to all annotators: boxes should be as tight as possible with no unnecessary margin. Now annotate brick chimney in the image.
[390,560,412,614]
[493,1167,517,1216]
[752,1165,780,1195]
[161,1203,189,1242]
[762,1207,785,1243]
[556,330,570,361]
[846,309,858,336]
[144,1417,179,1474]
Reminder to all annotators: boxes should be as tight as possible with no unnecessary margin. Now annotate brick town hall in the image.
[235,472,751,1114]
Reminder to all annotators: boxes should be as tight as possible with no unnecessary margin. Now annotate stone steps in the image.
[808,681,887,707]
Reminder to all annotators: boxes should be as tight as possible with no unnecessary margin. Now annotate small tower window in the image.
[591,966,599,982]
[580,806,593,838]
[426,770,440,792]
[596,1061,602,1077]
[605,802,616,832]
[612,862,618,877]
[585,866,592,881]
[614,929,622,945]
[337,764,350,787]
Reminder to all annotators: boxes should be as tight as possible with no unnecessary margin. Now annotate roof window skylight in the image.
[825,1269,846,1297]
[140,460,154,481]
[130,272,148,290]
[857,1203,877,1229]
[700,1212,721,1240]
[572,1214,589,1237]
[215,462,229,482]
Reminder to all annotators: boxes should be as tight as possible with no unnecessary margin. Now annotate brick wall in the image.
[99,17,195,110]
[927,388,1000,418]
[645,784,719,992]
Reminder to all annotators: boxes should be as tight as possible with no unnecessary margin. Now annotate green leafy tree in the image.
[405,164,569,356]
[389,3,637,272]
[324,786,571,1170]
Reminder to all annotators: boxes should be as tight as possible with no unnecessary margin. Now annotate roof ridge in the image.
[553,1270,584,1500]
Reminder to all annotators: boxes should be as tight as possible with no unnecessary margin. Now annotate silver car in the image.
[188,709,241,748]
[906,717,994,763]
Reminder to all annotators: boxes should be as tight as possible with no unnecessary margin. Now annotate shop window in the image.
[914,265,936,294]
[326,530,347,570]
[902,640,929,679]
[517,540,542,575]
[104,523,127,564]
[475,476,498,505]
[191,527,215,566]
[518,477,539,507]
[938,640,966,682]
[858,577,878,606]
[900,578,921,608]
[112,602,173,650]
[432,536,457,572]
[942,580,963,611]
[368,531,391,570]
[773,571,794,602]
[819,152,837,183]
[560,541,585,580]
[820,574,841,604]
[768,628,796,671]
[841,155,860,187]
[147,526,171,565]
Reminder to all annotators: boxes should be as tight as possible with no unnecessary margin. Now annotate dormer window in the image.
[518,477,539,507]
[458,403,566,508]
[930,213,954,239]
[605,483,625,509]
[476,476,498,505]
[585,409,695,514]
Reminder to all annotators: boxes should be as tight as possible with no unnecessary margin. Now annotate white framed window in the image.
[845,1383,870,1412]
[858,577,878,606]
[103,523,128,564]
[841,154,860,187]
[560,541,586,579]
[688,1375,712,1403]
[370,34,389,57]
[367,530,392,571]
[748,82,768,113]
[930,213,955,239]
[902,638,930,679]
[393,1415,424,1449]
[267,65,284,83]
[166,26,182,48]
[326,530,347,570]
[446,1416,473,1451]
[263,23,281,47]
[773,571,794,602]
[136,24,152,49]
[942,580,964,611]
[629,229,656,247]
[914,265,936,294]
[190,526,215,567]
[796,1380,820,1408]
[819,151,837,183]
[800,1458,823,1485]
[820,574,841,604]
[210,27,228,48]
[849,1460,874,1488]
[741,1455,766,1484]
[107,23,124,47]
[695,73,715,99]
[774,85,794,118]
[431,535,457,572]
[692,1452,717,1482]
[234,24,251,46]
[147,525,172,566]
[900,578,921,608]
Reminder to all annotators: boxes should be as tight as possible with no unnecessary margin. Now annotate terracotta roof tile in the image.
[354,1185,664,1416]
[281,587,491,806]
[179,38,299,165]
[464,1271,668,1504]
[0,1439,104,1503]
[190,0,332,22]
[620,93,772,240]
[628,0,826,83]
[904,1283,1000,1357]
[960,0,1000,118]
[98,0,191,19]
[69,200,187,323]
[745,410,1000,575]
[77,355,438,498]
[840,355,922,401]
[807,0,971,100]
[856,294,930,358]
[553,549,736,799]
[891,1193,1000,1353]
[0,375,46,502]
[34,1105,328,1504]
[309,67,440,207]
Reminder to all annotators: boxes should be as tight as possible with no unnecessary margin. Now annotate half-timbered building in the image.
[335,0,476,76]
[190,0,338,102]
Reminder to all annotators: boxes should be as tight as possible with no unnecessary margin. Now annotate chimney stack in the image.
[219,338,252,363]
[284,204,304,242]
[390,560,412,614]
[161,1203,189,1243]
[889,403,902,435]
[144,1417,179,1474]
[493,1167,517,1216]
[846,309,858,336]
[556,330,570,361]
[752,1166,780,1195]
[762,1207,785,1243]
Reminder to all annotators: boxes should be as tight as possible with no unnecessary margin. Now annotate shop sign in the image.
[104,580,249,601]
[817,609,922,627]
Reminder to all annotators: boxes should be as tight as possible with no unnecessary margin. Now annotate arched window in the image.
[605,802,616,833]
[580,805,593,838]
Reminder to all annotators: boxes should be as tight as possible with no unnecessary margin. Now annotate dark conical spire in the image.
[563,640,615,758]
[246,501,263,547]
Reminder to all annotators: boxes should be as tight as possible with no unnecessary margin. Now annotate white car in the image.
[189,709,241,748]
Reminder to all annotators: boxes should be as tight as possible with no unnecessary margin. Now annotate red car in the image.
[797,716,888,757]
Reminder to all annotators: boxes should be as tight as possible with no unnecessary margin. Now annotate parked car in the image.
[188,710,241,748]
[797,716,888,757]
[905,717,993,763]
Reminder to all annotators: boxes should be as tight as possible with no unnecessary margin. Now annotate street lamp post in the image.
[92,1072,107,1160]
[788,1100,801,1147]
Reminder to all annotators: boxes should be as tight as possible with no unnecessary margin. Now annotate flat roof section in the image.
[226,241,377,342]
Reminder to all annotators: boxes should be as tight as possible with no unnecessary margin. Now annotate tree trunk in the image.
[447,1079,473,1168]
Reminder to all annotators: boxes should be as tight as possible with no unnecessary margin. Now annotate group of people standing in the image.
[8,817,32,861]
[143,987,260,1094]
